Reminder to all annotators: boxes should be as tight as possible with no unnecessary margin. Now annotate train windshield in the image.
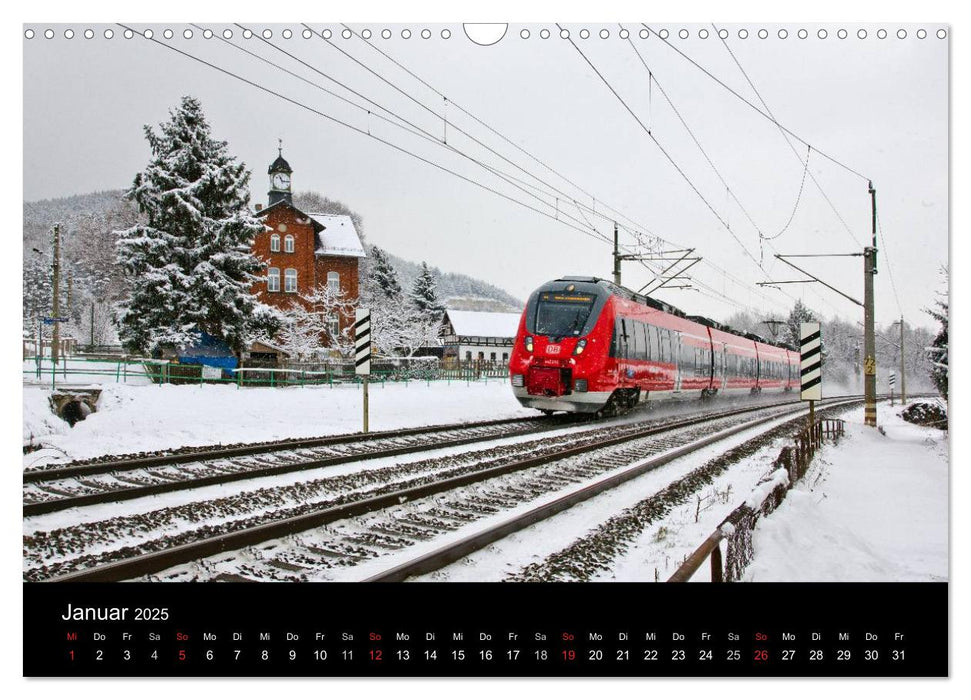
[533,292,597,337]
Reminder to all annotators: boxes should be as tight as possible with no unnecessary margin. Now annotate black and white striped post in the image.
[355,309,372,433]
[800,322,822,427]
[889,371,896,407]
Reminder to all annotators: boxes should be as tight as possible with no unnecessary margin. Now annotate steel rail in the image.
[23,417,589,517]
[24,414,559,483]
[22,396,807,517]
[41,396,851,583]
[362,398,864,582]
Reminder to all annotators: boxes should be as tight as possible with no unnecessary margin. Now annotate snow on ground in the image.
[412,408,822,583]
[745,402,948,582]
[22,377,534,468]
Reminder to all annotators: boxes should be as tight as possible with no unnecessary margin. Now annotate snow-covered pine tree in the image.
[115,96,281,356]
[782,300,818,349]
[23,248,53,336]
[926,268,948,399]
[370,245,402,299]
[409,261,442,316]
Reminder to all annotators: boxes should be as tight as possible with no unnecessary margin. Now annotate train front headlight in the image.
[525,335,534,353]
[573,339,587,356]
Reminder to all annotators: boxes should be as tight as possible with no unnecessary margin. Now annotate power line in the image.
[875,210,904,317]
[323,23,794,319]
[118,24,624,251]
[643,23,871,184]
[559,26,773,280]
[335,22,668,250]
[122,24,790,322]
[710,25,864,249]
[561,28,839,321]
[622,26,768,243]
[297,23,660,250]
[225,23,632,252]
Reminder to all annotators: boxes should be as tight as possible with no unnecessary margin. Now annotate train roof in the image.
[555,276,797,353]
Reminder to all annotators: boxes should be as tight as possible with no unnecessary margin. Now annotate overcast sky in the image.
[23,21,948,327]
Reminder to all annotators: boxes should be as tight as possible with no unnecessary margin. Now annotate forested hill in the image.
[380,251,522,312]
[23,190,523,311]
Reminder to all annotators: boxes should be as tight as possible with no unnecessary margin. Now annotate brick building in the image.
[251,149,366,345]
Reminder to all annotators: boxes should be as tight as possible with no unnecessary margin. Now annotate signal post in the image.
[355,309,372,433]
[800,322,823,428]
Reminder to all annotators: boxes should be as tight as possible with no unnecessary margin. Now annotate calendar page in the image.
[21,8,950,680]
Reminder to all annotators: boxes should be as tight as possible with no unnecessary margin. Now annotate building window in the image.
[270,233,280,252]
[465,351,472,361]
[267,267,280,292]
[327,271,340,293]
[502,352,509,363]
[328,317,340,341]
[284,268,297,293]
[284,234,294,253]
[490,352,497,362]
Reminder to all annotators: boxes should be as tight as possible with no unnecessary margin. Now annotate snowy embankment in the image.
[744,403,948,582]
[22,379,535,468]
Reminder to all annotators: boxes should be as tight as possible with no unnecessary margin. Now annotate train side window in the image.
[631,321,641,360]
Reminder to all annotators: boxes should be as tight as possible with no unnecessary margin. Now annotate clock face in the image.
[272,173,291,190]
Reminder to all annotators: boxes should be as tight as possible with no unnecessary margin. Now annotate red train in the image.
[509,277,801,414]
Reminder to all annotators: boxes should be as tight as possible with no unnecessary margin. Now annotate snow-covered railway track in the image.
[22,414,576,516]
[359,399,862,582]
[32,397,853,583]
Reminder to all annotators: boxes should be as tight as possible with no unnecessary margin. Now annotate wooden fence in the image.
[669,417,846,583]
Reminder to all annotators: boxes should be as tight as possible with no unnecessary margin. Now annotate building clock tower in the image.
[267,140,293,207]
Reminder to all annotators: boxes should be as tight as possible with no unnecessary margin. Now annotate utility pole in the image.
[899,316,907,403]
[51,223,62,367]
[612,221,621,286]
[863,182,878,428]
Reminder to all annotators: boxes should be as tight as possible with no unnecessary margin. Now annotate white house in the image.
[439,309,522,365]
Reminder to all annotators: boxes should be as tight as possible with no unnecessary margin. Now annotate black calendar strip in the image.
[24,582,947,677]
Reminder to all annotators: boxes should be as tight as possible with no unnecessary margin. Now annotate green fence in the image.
[23,355,511,389]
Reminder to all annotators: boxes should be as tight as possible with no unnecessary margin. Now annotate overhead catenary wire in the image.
[119,24,623,251]
[710,24,863,249]
[298,24,642,243]
[875,210,905,317]
[644,23,871,185]
[335,22,667,249]
[624,25,860,320]
[559,26,781,288]
[229,23,613,244]
[569,27,850,321]
[122,24,794,322]
[703,28,869,320]
[327,23,800,318]
[621,25,812,298]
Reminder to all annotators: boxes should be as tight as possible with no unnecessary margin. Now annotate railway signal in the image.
[355,309,371,433]
[800,322,822,426]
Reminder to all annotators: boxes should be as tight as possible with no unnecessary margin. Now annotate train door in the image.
[673,332,683,392]
[713,342,725,391]
[615,317,630,382]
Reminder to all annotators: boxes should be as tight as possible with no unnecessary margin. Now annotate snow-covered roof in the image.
[444,310,522,338]
[306,213,366,258]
